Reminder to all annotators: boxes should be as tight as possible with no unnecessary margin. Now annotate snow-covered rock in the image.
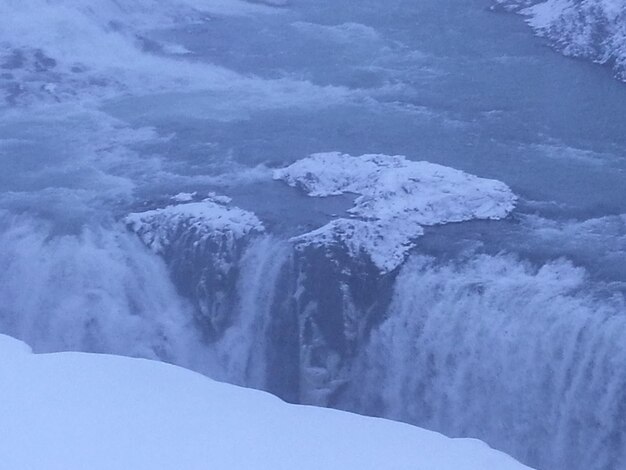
[125,197,265,338]
[0,334,534,470]
[125,196,264,254]
[495,0,626,81]
[275,152,516,273]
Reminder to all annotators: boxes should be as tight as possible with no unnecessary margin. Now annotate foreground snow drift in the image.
[0,334,532,470]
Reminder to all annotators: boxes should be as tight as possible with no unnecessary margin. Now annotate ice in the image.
[125,196,264,254]
[275,152,517,272]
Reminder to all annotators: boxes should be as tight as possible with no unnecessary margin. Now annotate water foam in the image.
[349,253,626,470]
[0,213,204,368]
[210,236,291,388]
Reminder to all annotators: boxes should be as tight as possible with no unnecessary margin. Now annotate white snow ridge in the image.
[275,152,517,273]
[125,196,264,254]
[0,334,534,470]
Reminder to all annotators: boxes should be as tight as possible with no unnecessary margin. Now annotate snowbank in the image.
[275,152,516,273]
[125,196,264,254]
[496,0,626,81]
[0,334,533,470]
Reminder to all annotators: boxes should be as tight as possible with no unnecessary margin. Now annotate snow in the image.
[275,152,516,273]
[496,0,626,81]
[171,192,197,202]
[125,196,264,254]
[0,334,533,470]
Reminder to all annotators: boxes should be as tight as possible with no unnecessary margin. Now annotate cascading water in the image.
[4,207,625,470]
[116,210,626,470]
[5,195,624,470]
[0,214,204,366]
[209,236,291,389]
[344,254,626,470]
[3,0,626,469]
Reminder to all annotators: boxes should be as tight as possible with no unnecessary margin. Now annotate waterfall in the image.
[347,254,626,470]
[0,214,206,370]
[2,210,625,470]
[209,236,291,389]
[0,212,292,389]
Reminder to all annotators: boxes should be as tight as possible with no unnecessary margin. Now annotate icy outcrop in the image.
[125,197,265,338]
[125,196,264,254]
[274,152,516,273]
[495,0,626,81]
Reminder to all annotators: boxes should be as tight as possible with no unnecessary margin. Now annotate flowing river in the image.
[1,1,625,469]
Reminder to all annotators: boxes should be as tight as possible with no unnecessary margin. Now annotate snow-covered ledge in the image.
[0,334,533,470]
[125,194,264,254]
[275,152,516,273]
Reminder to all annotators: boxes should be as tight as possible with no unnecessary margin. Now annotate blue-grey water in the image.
[1,1,625,470]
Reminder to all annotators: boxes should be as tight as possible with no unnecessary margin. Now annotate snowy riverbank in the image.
[0,334,533,470]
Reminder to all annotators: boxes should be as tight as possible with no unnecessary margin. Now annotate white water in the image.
[0,214,203,365]
[351,254,626,470]
[2,1,626,470]
[210,236,290,388]
[0,213,292,390]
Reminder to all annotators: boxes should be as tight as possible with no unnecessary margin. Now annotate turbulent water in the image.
[349,255,626,469]
[1,1,626,470]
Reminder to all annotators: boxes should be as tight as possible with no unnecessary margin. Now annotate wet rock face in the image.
[125,197,265,340]
[157,229,247,340]
[124,149,518,403]
[167,236,396,406]
[289,244,396,406]
[126,201,396,405]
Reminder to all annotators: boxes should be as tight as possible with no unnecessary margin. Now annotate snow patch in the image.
[125,196,264,254]
[171,192,197,202]
[274,152,516,273]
